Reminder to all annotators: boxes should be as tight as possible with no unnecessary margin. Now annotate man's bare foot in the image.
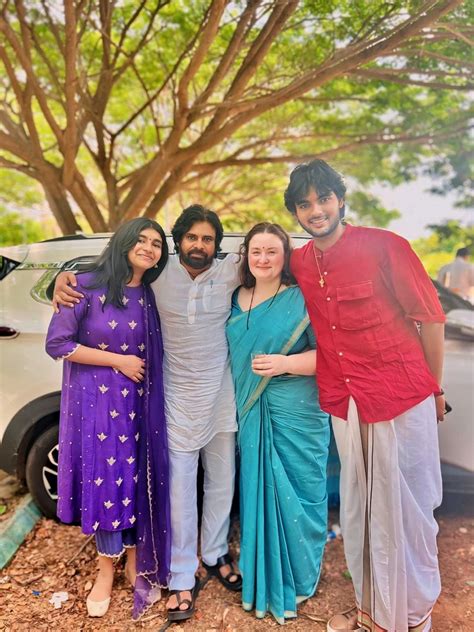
[167,590,193,612]
[327,608,365,631]
[202,553,242,591]
[218,562,239,584]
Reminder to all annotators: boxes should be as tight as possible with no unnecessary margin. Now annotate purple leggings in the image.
[95,527,136,557]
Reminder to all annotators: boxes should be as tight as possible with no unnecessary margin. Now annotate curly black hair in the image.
[284,159,346,217]
[171,204,223,256]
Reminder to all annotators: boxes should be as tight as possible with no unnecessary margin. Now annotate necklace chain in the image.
[312,243,325,288]
[246,282,282,330]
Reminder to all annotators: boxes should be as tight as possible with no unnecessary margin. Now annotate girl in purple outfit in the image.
[46,218,171,619]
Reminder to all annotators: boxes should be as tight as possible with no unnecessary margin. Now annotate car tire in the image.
[25,425,59,519]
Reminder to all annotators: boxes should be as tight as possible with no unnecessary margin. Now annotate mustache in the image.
[188,248,206,256]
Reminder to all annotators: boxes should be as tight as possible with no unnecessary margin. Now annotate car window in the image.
[42,255,100,302]
[0,255,21,281]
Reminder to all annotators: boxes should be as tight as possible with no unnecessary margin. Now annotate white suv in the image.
[1,234,473,517]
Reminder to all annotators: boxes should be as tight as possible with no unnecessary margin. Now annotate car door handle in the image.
[0,326,20,339]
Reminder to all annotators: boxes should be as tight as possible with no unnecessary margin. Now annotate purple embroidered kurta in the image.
[46,272,171,616]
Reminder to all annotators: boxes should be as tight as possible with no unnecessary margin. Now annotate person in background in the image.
[46,218,170,620]
[437,246,474,302]
[285,159,446,632]
[226,222,329,624]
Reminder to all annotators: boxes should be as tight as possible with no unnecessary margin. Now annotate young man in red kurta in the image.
[285,159,446,632]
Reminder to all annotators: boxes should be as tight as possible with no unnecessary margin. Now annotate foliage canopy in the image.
[0,0,472,233]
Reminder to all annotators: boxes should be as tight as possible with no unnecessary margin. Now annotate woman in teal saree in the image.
[226,223,330,624]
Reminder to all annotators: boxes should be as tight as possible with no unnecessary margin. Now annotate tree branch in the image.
[174,0,465,158]
[385,48,474,71]
[203,0,297,133]
[176,0,227,113]
[113,1,168,81]
[0,51,44,159]
[27,22,64,97]
[190,0,261,115]
[118,0,298,218]
[110,26,199,139]
[40,0,64,55]
[0,5,64,149]
[112,0,148,67]
[68,170,108,232]
[351,68,472,90]
[63,0,78,188]
[185,123,471,178]
[439,23,474,46]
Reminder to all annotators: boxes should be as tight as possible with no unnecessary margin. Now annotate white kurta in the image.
[151,254,240,451]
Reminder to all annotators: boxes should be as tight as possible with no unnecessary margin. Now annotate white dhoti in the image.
[332,396,442,632]
[168,431,236,590]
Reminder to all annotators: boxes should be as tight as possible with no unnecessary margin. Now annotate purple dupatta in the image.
[133,285,171,619]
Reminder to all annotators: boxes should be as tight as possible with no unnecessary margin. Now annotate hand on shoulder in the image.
[53,272,84,313]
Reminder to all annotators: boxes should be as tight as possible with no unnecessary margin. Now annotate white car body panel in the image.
[439,338,474,472]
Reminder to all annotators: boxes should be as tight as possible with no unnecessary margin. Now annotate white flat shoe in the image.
[86,595,111,617]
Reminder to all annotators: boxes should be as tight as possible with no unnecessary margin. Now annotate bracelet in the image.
[434,388,444,397]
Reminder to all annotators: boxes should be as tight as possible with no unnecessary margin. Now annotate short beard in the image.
[180,249,214,270]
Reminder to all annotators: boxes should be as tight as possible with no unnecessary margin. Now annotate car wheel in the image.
[25,425,59,519]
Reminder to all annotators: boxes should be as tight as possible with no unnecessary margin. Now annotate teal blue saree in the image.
[226,286,329,624]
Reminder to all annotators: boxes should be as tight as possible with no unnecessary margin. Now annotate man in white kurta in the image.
[151,206,241,608]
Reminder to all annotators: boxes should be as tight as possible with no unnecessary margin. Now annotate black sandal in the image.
[202,553,242,592]
[167,583,198,622]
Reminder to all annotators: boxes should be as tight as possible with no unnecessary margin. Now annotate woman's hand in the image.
[53,272,84,312]
[116,355,146,382]
[251,354,289,377]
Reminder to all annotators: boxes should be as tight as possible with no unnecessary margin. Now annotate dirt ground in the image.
[0,506,473,632]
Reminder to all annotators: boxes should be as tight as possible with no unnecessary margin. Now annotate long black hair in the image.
[239,222,295,288]
[171,204,223,256]
[85,218,168,308]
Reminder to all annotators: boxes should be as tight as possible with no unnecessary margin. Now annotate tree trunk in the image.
[42,181,81,234]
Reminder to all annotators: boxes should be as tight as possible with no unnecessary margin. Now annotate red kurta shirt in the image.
[291,224,446,423]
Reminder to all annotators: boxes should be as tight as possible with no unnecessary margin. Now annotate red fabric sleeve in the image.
[381,233,446,323]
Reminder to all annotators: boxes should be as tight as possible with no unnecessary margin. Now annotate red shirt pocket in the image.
[336,281,381,330]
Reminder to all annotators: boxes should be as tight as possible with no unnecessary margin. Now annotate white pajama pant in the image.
[332,396,442,632]
[168,431,236,590]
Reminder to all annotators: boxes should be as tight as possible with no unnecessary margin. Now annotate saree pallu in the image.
[226,286,329,624]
